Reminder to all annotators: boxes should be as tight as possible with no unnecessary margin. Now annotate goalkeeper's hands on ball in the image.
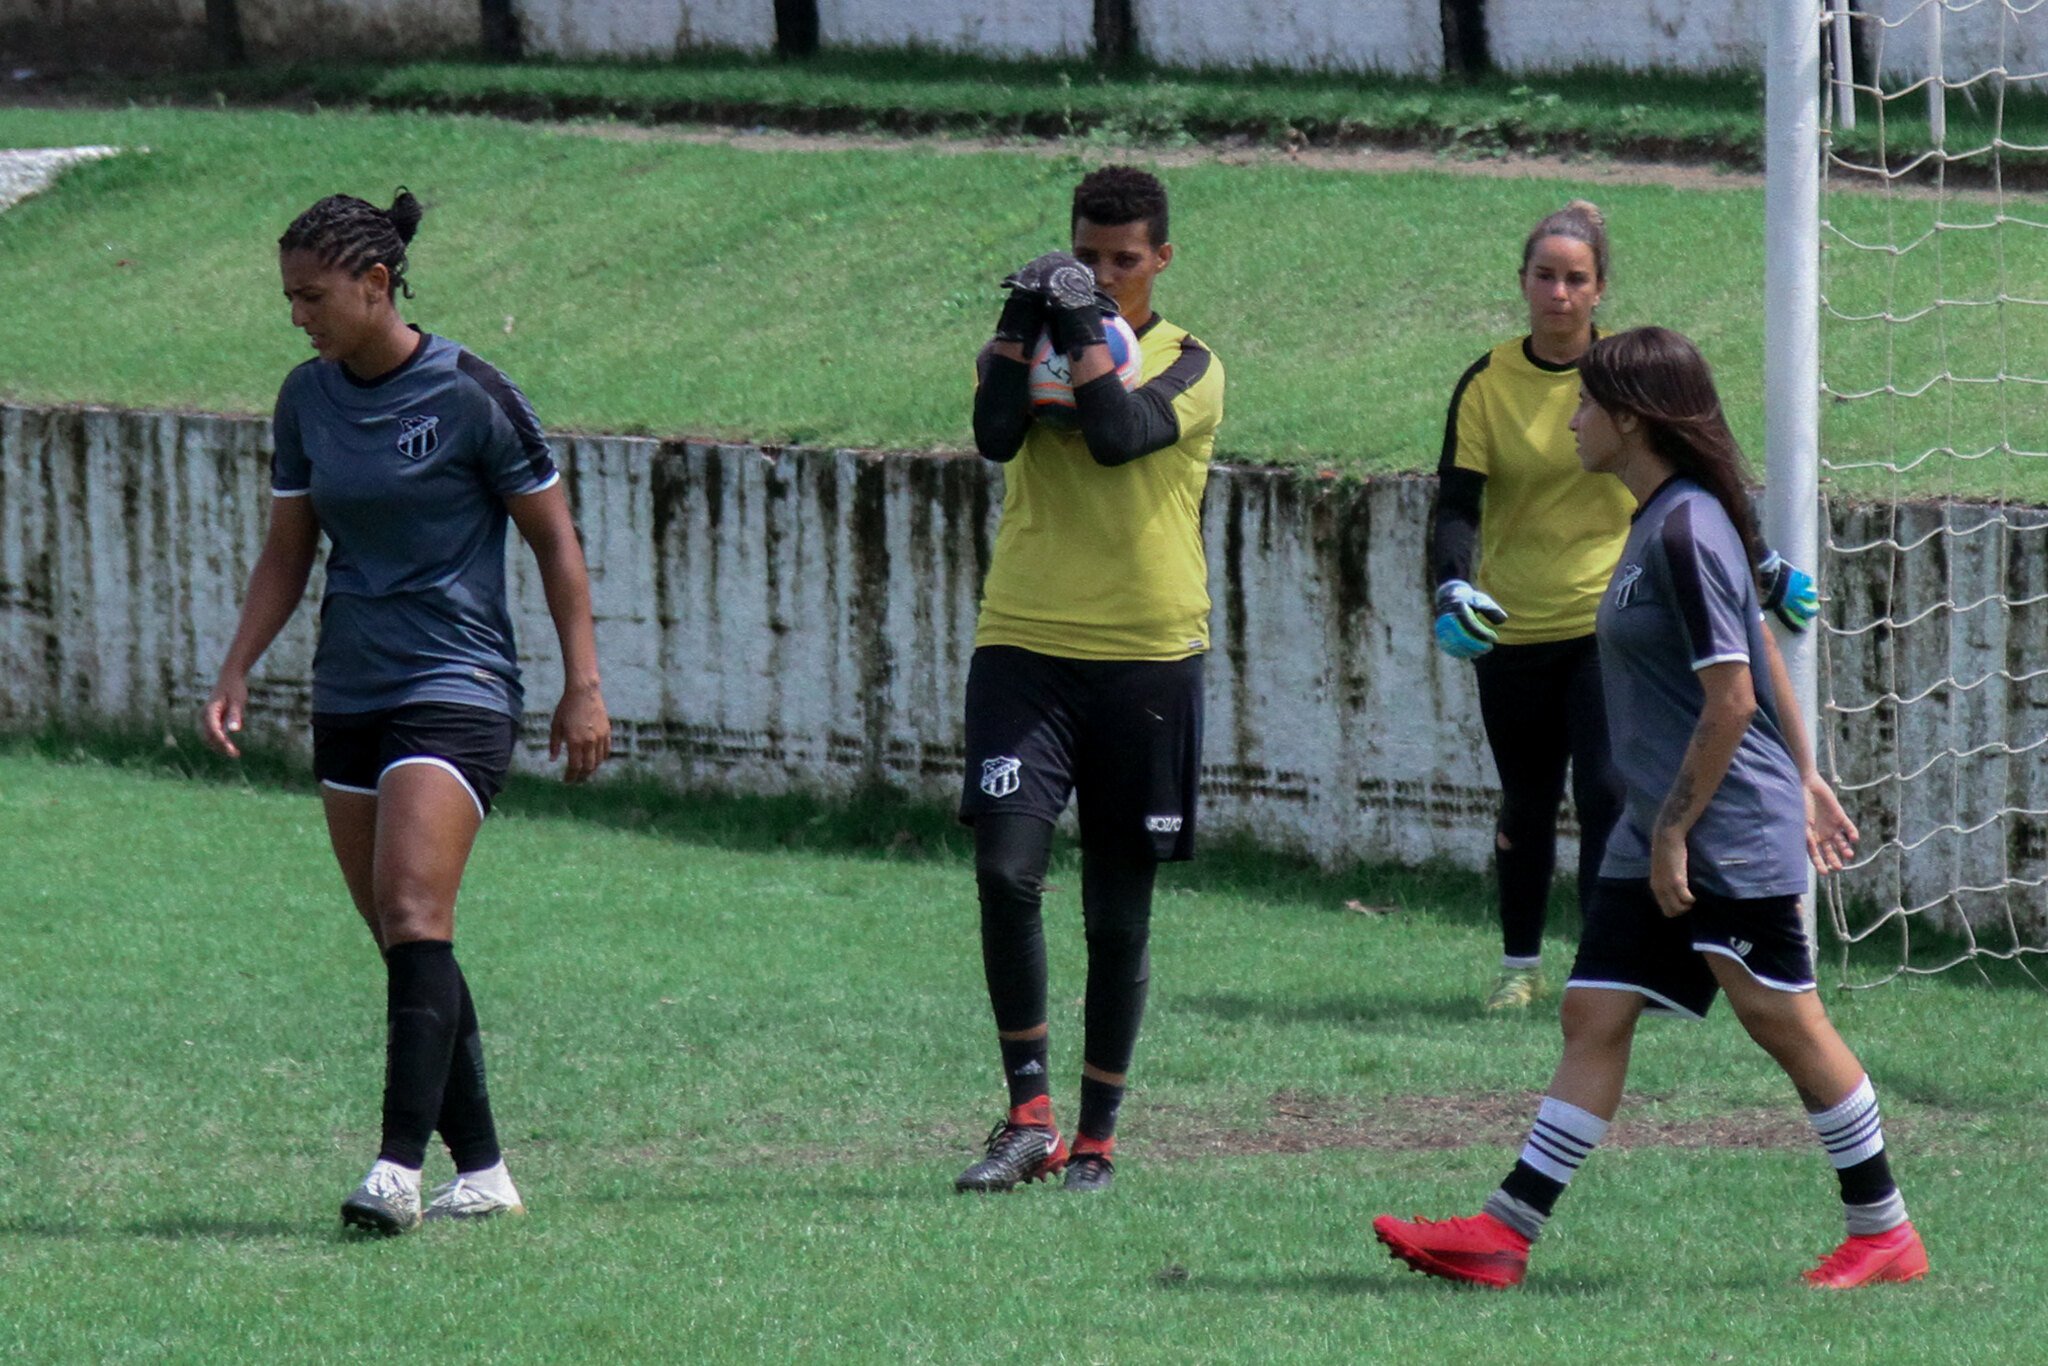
[1003,251,1121,356]
[1758,551,1820,632]
[1433,579,1509,659]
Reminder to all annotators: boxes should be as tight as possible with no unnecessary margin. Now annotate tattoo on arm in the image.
[1656,767,1698,834]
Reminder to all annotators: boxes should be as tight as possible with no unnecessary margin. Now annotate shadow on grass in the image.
[0,1215,305,1242]
[0,726,1494,922]
[1162,1269,1390,1296]
[18,727,2047,984]
[582,1181,928,1209]
[127,1217,307,1241]
[1169,1266,1622,1296]
[1175,991,1487,1030]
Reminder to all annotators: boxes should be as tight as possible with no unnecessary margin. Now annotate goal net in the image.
[1816,0,2048,984]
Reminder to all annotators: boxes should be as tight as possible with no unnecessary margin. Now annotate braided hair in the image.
[278,188,424,299]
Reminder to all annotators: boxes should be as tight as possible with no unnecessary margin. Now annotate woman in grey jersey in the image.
[199,189,611,1235]
[1374,328,1926,1291]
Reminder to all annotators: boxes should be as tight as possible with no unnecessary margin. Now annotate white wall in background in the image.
[7,403,2038,937]
[1488,0,1765,73]
[1135,0,1442,76]
[1866,0,2048,92]
[515,0,773,59]
[816,0,1092,58]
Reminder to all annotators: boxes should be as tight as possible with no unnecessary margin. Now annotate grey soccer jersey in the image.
[1594,479,1809,898]
[270,331,559,717]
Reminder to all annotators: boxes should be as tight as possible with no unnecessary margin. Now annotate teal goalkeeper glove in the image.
[1433,580,1508,659]
[1758,552,1820,632]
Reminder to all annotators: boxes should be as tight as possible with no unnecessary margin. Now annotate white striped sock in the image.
[1517,1096,1610,1185]
[1809,1076,1886,1169]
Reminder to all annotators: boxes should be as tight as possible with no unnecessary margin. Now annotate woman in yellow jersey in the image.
[952,165,1224,1197]
[1428,201,1817,1012]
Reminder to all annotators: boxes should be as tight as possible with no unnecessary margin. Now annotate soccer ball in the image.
[1028,314,1144,429]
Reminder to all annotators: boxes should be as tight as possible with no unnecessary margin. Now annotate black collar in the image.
[340,327,429,389]
[1629,474,1687,522]
[1521,326,1599,373]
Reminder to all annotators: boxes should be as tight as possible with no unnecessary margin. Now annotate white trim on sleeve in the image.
[1691,651,1750,672]
[271,487,312,498]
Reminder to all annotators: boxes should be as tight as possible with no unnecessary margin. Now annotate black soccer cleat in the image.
[340,1165,422,1236]
[1062,1136,1115,1193]
[955,1096,1069,1193]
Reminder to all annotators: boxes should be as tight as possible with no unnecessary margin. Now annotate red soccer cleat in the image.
[1802,1221,1929,1288]
[1372,1212,1531,1289]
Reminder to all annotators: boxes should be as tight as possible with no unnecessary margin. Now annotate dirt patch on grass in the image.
[557,120,1766,191]
[1144,1089,1819,1160]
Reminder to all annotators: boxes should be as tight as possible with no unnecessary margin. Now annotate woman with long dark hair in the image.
[200,189,611,1234]
[1430,203,1818,1011]
[1377,328,1927,1290]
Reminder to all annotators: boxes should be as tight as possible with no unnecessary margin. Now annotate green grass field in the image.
[3,102,2042,496]
[1,745,2041,1361]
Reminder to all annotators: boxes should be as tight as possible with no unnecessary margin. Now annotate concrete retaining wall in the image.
[1489,0,1766,75]
[1134,0,1442,75]
[815,0,1089,59]
[0,0,476,61]
[1866,0,2048,91]
[11,1,2046,84]
[512,0,773,59]
[2,402,2040,934]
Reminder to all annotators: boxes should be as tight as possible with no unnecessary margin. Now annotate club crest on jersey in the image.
[980,756,1022,799]
[1613,561,1645,609]
[396,413,441,461]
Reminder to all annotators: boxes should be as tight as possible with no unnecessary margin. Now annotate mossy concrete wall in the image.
[3,402,2041,935]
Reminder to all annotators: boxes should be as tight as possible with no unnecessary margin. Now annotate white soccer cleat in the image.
[341,1160,423,1236]
[423,1167,526,1222]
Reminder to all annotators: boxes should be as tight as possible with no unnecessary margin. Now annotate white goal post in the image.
[1768,0,2048,986]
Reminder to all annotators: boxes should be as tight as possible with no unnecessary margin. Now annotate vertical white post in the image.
[1831,0,1856,130]
[1929,1,1947,145]
[1766,0,1823,932]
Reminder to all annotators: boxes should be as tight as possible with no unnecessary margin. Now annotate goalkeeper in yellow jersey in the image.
[1430,200,1821,1012]
[953,165,1223,1195]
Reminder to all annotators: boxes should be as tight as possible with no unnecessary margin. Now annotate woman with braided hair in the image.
[200,189,611,1234]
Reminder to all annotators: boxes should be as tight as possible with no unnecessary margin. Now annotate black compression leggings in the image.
[975,813,1158,1075]
[1472,636,1622,960]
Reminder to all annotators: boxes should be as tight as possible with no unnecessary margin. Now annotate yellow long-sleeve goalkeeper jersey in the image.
[976,316,1225,661]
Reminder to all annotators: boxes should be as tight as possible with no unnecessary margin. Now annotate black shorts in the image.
[958,645,1203,861]
[1568,878,1816,1020]
[311,702,518,819]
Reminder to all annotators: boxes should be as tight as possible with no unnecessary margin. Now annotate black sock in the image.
[1078,1074,1125,1142]
[435,966,502,1174]
[1498,1159,1566,1218]
[999,1035,1051,1110]
[379,939,462,1170]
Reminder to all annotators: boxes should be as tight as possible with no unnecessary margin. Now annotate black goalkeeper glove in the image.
[1003,251,1096,307]
[993,285,1048,346]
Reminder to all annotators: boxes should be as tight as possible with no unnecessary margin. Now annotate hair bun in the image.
[1563,198,1604,230]
[384,188,424,245]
